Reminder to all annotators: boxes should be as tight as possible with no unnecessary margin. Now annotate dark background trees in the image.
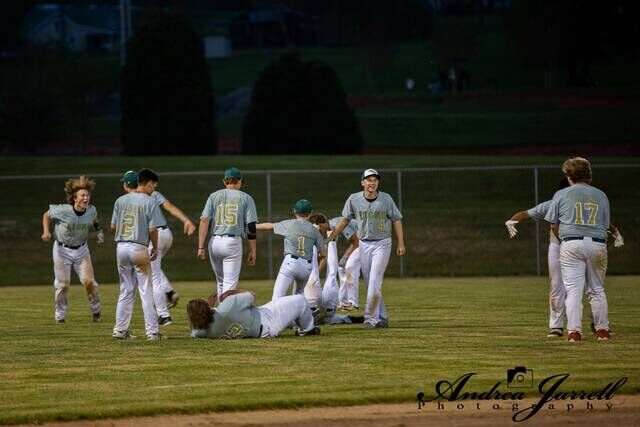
[242,52,362,154]
[121,12,215,155]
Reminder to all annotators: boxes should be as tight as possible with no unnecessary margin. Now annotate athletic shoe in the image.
[547,328,563,337]
[166,291,180,309]
[93,312,102,323]
[56,319,65,324]
[311,307,325,324]
[377,319,389,328]
[112,330,136,340]
[363,322,376,329]
[567,331,582,343]
[295,326,321,336]
[147,333,167,341]
[596,329,610,341]
[158,316,173,326]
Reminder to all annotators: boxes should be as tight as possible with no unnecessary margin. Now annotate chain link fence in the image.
[1,165,638,286]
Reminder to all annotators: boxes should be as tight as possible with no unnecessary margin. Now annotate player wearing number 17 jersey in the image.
[545,157,611,343]
[198,167,258,297]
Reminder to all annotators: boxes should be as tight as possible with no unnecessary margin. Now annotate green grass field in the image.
[1,277,638,425]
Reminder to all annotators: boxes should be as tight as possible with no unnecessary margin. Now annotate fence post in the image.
[534,167,541,276]
[397,171,404,278]
[266,173,273,280]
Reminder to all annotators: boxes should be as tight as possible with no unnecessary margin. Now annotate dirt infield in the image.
[14,395,640,427]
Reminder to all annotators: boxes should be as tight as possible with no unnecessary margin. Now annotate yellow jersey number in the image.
[215,204,238,226]
[574,202,598,225]
[120,213,136,238]
[297,236,305,256]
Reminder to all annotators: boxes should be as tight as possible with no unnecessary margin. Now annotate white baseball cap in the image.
[361,168,380,180]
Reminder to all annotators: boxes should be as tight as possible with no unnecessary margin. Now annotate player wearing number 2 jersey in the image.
[545,157,611,343]
[198,167,258,297]
[111,170,165,340]
[257,199,325,301]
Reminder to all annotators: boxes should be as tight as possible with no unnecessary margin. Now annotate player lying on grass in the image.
[255,199,326,301]
[187,289,320,339]
[41,175,103,324]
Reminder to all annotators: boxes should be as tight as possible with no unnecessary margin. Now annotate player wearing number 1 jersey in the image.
[198,167,258,297]
[545,157,611,343]
[257,199,325,301]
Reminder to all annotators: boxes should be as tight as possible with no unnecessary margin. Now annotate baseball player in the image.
[305,214,364,325]
[111,170,165,340]
[187,289,320,338]
[138,168,196,326]
[256,199,326,300]
[327,169,406,329]
[198,167,258,297]
[41,176,103,324]
[328,216,361,310]
[544,157,612,342]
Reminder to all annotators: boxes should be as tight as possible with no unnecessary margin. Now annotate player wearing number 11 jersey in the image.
[198,167,258,297]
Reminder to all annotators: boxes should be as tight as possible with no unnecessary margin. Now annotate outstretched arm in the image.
[256,222,275,231]
[162,200,196,235]
[326,218,349,243]
[505,210,531,238]
[608,222,624,248]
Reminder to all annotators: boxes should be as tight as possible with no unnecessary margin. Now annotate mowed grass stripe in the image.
[0,277,638,424]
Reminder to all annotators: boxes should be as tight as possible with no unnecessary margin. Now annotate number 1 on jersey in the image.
[297,236,305,256]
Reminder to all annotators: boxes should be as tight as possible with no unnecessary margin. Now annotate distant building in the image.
[23,4,119,54]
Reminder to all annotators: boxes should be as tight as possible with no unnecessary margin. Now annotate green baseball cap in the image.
[224,167,242,179]
[294,199,312,214]
[120,170,138,185]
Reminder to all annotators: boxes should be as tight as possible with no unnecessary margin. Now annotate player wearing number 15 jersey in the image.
[545,157,611,343]
[198,167,258,297]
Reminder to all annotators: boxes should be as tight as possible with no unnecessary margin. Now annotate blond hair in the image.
[64,176,96,204]
[562,157,592,183]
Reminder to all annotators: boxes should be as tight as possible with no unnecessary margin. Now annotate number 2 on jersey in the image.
[120,213,136,238]
[216,204,238,226]
[574,202,598,225]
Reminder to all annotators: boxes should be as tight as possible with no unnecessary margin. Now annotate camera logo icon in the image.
[507,366,534,388]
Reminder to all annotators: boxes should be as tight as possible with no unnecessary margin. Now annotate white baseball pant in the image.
[150,227,173,318]
[547,240,565,329]
[208,235,243,296]
[360,239,391,326]
[114,242,159,337]
[560,237,609,334]
[322,240,339,310]
[258,294,315,337]
[338,247,361,308]
[273,255,312,300]
[304,248,323,308]
[52,241,101,321]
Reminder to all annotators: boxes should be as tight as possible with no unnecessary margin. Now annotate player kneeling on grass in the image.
[187,290,320,339]
[41,175,104,324]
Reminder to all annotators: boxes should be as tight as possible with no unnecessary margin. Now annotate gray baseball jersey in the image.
[150,191,168,227]
[201,189,258,236]
[329,217,357,240]
[48,204,97,246]
[341,191,402,240]
[544,184,609,240]
[527,200,552,221]
[191,293,262,339]
[274,219,324,261]
[111,192,164,245]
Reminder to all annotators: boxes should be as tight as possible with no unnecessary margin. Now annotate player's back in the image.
[274,219,323,261]
[112,192,159,245]
[204,189,257,236]
[550,184,609,240]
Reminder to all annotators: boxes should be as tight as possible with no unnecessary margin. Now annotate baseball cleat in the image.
[567,331,582,343]
[112,330,136,340]
[93,312,102,323]
[363,322,376,329]
[547,328,563,337]
[147,333,167,341]
[295,326,321,336]
[158,316,173,326]
[56,319,65,324]
[596,329,610,341]
[166,291,180,309]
